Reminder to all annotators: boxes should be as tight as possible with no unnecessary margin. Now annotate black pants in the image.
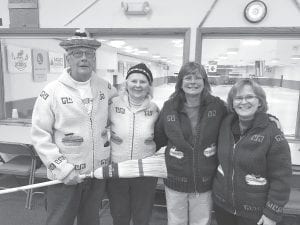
[214,204,259,225]
[46,178,106,225]
[107,177,158,225]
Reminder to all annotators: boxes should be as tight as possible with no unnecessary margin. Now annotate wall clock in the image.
[244,0,267,23]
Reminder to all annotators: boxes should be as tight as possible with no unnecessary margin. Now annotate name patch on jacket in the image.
[167,114,176,122]
[208,110,216,117]
[75,163,86,170]
[250,134,264,143]
[144,110,153,116]
[115,107,125,114]
[61,97,73,104]
[40,91,49,100]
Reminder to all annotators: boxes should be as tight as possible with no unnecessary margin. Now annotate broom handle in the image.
[0,173,93,195]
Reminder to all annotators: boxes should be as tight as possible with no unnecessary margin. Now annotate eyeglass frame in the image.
[233,94,258,103]
[69,49,96,59]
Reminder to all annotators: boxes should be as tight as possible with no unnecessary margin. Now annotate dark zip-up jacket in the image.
[154,93,227,193]
[212,112,292,222]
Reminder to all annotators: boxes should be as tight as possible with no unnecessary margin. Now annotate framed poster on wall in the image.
[32,49,48,82]
[6,45,32,73]
[118,61,124,76]
[49,52,65,73]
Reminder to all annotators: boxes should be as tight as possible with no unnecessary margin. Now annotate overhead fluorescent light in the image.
[152,54,161,59]
[226,48,238,55]
[137,48,149,54]
[218,54,228,59]
[271,58,279,63]
[108,40,126,48]
[291,55,300,60]
[242,39,262,46]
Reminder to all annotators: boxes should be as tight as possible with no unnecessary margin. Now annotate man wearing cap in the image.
[31,29,117,225]
[107,63,159,225]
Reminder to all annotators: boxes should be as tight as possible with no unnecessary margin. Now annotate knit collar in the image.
[230,111,269,130]
[179,92,215,113]
[121,92,152,112]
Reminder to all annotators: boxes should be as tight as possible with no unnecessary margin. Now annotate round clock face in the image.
[244,0,267,23]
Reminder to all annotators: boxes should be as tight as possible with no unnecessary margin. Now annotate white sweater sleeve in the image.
[31,85,74,180]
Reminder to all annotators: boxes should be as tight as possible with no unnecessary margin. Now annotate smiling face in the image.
[181,73,204,97]
[126,73,150,101]
[67,47,96,82]
[233,84,261,120]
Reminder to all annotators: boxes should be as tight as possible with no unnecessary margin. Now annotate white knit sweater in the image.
[109,93,159,163]
[31,69,117,180]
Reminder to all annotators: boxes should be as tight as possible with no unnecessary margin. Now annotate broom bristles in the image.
[94,152,167,179]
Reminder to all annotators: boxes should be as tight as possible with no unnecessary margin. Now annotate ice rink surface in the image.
[153,83,299,136]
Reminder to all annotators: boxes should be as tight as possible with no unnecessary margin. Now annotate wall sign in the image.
[49,52,65,73]
[6,45,32,73]
[32,49,48,82]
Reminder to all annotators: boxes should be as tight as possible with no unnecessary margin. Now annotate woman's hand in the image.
[257,215,276,225]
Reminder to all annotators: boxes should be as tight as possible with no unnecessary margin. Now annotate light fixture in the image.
[152,54,161,59]
[291,55,300,60]
[218,54,228,59]
[241,39,262,46]
[108,40,126,48]
[271,58,279,63]
[226,48,239,55]
[121,1,151,15]
[137,48,149,54]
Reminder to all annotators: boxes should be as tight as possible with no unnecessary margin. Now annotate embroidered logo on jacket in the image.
[100,158,109,166]
[75,163,86,170]
[48,163,56,171]
[167,114,176,122]
[99,91,105,100]
[115,107,125,114]
[250,134,264,143]
[243,205,261,212]
[266,201,283,213]
[144,110,153,116]
[275,134,285,142]
[40,90,49,100]
[61,97,73,104]
[203,143,216,157]
[169,146,184,159]
[245,174,267,185]
[54,155,66,165]
[61,133,83,146]
[207,110,216,117]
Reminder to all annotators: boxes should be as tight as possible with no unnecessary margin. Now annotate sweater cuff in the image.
[263,201,284,222]
[49,160,74,180]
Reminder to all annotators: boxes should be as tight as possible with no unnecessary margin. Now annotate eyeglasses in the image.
[70,50,96,59]
[233,95,258,103]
